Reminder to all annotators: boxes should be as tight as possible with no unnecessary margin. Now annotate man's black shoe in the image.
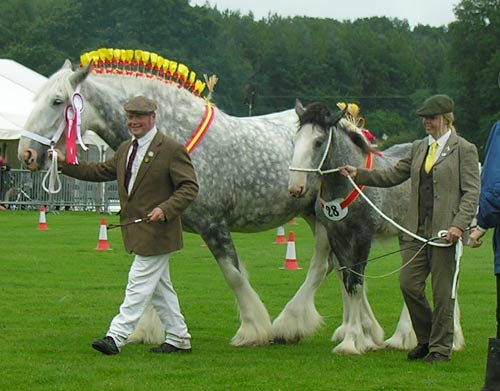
[92,336,120,355]
[423,352,451,363]
[407,343,429,360]
[149,342,192,353]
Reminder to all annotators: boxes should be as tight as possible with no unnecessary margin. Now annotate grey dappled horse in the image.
[19,59,422,353]
[287,100,464,353]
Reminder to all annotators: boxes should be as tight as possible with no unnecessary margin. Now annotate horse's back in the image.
[382,143,412,161]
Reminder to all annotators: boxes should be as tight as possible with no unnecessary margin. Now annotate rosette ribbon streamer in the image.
[65,89,87,164]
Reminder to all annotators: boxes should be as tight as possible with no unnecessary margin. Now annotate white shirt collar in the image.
[428,129,451,147]
[134,126,157,146]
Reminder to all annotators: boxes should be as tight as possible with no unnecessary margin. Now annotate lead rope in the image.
[345,175,452,248]
[41,144,62,194]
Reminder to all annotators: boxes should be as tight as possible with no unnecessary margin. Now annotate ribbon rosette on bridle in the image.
[65,90,88,165]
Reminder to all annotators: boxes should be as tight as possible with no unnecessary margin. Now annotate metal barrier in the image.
[0,168,120,212]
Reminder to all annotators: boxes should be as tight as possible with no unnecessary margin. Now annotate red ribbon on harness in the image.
[339,152,374,209]
[65,91,88,165]
[185,103,216,153]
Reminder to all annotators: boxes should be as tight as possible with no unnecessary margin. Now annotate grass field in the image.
[0,210,496,390]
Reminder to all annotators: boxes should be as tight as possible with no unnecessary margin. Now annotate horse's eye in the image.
[53,98,64,106]
[314,139,323,149]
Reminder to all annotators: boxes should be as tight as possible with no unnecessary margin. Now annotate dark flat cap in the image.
[124,96,157,114]
[416,94,454,116]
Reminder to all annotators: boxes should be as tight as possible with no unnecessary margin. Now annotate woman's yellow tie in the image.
[425,142,438,173]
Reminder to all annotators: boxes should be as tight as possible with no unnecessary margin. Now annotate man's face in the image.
[126,112,156,138]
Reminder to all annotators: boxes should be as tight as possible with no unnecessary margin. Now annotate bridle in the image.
[289,125,340,176]
[20,84,88,193]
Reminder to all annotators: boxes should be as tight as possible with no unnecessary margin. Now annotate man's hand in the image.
[48,148,66,163]
[468,227,486,247]
[147,207,166,223]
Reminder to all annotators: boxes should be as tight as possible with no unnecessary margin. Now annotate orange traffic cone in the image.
[96,217,111,251]
[38,205,48,230]
[281,231,301,270]
[274,225,287,244]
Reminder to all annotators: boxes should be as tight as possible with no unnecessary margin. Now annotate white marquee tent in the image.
[0,59,47,140]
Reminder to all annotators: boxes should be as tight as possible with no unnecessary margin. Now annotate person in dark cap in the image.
[51,95,199,355]
[339,94,480,363]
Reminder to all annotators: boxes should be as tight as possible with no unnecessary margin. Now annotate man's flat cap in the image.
[416,94,454,116]
[124,96,157,114]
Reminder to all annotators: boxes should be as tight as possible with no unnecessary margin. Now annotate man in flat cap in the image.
[340,94,480,363]
[53,95,199,355]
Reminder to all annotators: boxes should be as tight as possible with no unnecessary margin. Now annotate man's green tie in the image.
[425,141,438,173]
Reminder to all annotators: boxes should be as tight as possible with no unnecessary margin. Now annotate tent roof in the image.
[0,59,110,150]
[0,59,47,140]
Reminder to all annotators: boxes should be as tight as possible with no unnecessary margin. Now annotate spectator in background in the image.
[0,155,11,208]
[469,119,500,390]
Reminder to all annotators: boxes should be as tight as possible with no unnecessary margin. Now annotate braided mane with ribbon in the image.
[80,48,214,98]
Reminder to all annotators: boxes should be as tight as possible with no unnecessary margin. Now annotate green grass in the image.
[0,211,496,390]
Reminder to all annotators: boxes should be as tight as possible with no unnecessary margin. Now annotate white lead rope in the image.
[345,175,452,248]
[41,146,62,194]
[21,85,84,194]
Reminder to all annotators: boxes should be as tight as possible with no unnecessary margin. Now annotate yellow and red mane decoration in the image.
[80,48,207,97]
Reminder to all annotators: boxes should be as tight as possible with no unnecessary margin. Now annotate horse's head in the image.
[288,100,345,198]
[18,60,92,170]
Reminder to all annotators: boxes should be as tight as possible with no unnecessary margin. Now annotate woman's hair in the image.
[442,112,456,132]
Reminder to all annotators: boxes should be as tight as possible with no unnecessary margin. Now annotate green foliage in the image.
[448,0,500,154]
[1,0,499,151]
[0,211,495,390]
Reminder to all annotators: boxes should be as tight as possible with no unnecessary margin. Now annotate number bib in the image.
[322,198,348,221]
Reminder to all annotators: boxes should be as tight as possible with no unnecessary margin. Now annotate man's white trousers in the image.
[107,253,191,350]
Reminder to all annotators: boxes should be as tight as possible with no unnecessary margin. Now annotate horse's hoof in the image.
[273,337,301,345]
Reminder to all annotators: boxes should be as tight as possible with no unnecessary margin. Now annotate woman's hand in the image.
[338,165,358,178]
[446,226,463,243]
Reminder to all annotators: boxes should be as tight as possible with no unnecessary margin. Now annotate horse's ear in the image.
[69,61,93,88]
[295,99,306,117]
[325,107,347,127]
[62,59,72,70]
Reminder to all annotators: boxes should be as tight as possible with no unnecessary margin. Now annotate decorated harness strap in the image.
[185,103,216,153]
[320,152,374,221]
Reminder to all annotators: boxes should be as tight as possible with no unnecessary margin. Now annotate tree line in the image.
[1,0,499,156]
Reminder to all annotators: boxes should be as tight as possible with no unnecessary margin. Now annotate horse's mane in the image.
[79,48,217,100]
[300,102,375,155]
